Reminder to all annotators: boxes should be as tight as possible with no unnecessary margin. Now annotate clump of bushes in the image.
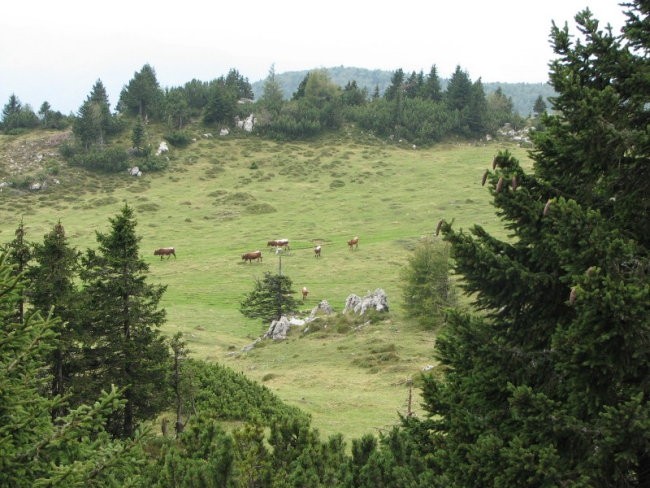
[164,130,192,148]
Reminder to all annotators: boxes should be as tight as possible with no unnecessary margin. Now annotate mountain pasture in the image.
[0,129,532,439]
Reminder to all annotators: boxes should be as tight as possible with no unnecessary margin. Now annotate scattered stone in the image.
[242,337,261,352]
[155,141,169,156]
[219,128,229,136]
[306,300,335,322]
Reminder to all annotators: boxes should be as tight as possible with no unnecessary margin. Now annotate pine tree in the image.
[79,204,170,438]
[27,221,80,417]
[421,3,650,485]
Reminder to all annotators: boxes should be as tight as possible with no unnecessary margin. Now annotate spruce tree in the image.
[79,204,170,438]
[3,219,31,323]
[118,64,163,120]
[420,3,650,485]
[74,80,114,148]
[27,221,80,417]
[240,272,299,323]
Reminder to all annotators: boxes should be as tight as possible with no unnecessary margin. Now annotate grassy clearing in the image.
[0,129,532,440]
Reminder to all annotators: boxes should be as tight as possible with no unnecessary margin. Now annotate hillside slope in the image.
[0,127,532,439]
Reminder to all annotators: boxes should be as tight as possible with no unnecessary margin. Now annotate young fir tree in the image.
[239,271,299,323]
[79,204,170,438]
[27,221,80,417]
[3,218,31,323]
[417,4,650,486]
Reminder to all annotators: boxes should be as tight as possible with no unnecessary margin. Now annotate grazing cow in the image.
[314,245,322,258]
[242,250,263,263]
[267,238,290,251]
[154,247,176,259]
[301,286,309,301]
[347,236,359,250]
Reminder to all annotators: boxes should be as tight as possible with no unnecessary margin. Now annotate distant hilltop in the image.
[251,66,555,116]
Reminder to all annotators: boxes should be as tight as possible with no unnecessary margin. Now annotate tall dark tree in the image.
[403,70,422,99]
[3,219,31,323]
[27,221,80,417]
[203,83,237,125]
[420,3,650,486]
[422,65,443,102]
[341,80,367,106]
[118,64,164,120]
[292,72,310,100]
[466,78,489,136]
[532,94,547,117]
[74,79,114,148]
[164,87,190,129]
[79,204,170,438]
[444,65,473,111]
[224,68,254,99]
[384,68,405,101]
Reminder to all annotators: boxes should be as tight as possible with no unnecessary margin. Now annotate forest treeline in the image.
[1,61,551,175]
[2,2,649,486]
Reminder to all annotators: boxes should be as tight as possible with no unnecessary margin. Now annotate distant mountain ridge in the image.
[251,66,555,116]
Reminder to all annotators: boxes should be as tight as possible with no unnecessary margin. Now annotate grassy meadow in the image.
[0,128,532,440]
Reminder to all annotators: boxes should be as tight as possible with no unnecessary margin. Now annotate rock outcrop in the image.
[343,289,389,315]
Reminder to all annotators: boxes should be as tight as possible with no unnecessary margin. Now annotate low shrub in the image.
[164,130,192,148]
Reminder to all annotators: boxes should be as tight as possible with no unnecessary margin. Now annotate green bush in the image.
[400,238,455,329]
[71,146,130,172]
[164,130,192,148]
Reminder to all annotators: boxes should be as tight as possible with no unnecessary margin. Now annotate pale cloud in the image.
[0,0,626,113]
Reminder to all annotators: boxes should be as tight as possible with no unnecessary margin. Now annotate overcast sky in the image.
[1,0,627,114]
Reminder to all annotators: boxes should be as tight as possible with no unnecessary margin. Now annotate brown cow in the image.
[347,236,359,250]
[301,286,309,301]
[314,245,322,258]
[267,238,290,251]
[242,250,263,263]
[154,247,176,259]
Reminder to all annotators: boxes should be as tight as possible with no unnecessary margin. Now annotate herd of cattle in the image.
[153,236,359,302]
[152,236,359,264]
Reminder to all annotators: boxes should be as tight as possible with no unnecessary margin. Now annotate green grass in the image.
[0,128,532,440]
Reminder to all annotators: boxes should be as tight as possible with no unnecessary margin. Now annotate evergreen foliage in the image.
[0,253,147,486]
[240,271,299,323]
[117,64,164,120]
[3,219,31,323]
[73,80,117,149]
[407,3,650,485]
[26,221,81,416]
[401,238,455,329]
[1,94,39,133]
[79,204,171,438]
